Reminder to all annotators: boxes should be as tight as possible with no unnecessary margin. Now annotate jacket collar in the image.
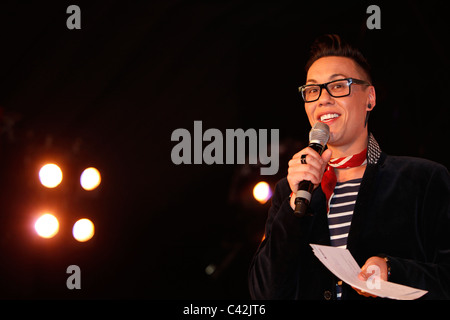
[367,133,382,165]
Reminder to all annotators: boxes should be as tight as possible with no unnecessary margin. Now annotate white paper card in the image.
[310,244,428,300]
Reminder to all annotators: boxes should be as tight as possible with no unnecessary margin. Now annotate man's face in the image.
[304,56,375,147]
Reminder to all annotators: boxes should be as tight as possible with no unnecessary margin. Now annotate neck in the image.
[327,131,369,159]
[328,131,369,182]
[334,165,366,182]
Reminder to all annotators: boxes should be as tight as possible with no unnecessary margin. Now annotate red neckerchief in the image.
[321,148,367,212]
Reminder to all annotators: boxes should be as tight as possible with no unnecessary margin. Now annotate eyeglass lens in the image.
[303,79,350,102]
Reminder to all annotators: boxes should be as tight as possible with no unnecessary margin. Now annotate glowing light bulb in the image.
[80,167,101,191]
[72,218,95,242]
[253,181,272,204]
[35,213,59,238]
[39,164,63,188]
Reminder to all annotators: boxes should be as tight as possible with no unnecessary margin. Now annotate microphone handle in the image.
[293,142,325,217]
[308,142,325,155]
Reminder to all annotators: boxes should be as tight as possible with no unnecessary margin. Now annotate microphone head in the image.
[309,122,330,147]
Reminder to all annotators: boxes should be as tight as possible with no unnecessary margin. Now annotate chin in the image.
[328,130,338,142]
[327,131,345,147]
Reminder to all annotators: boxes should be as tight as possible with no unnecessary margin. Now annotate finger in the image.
[351,286,377,298]
[288,161,323,180]
[288,154,322,171]
[322,149,332,164]
[287,169,321,189]
[287,161,327,192]
[358,271,368,281]
[292,147,325,164]
[288,147,327,194]
[287,168,323,193]
[291,147,326,168]
[360,257,388,281]
[304,147,326,165]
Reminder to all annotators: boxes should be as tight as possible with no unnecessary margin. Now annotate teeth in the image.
[320,113,340,121]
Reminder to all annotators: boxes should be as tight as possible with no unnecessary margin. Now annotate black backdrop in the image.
[0,0,447,299]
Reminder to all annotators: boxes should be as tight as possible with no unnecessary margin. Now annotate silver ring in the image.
[300,154,307,164]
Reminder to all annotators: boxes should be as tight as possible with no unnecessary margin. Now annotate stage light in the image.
[80,167,101,191]
[34,213,59,238]
[72,218,95,242]
[253,181,272,204]
[205,264,216,276]
[39,163,63,188]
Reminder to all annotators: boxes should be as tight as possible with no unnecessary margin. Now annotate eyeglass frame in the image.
[298,78,371,103]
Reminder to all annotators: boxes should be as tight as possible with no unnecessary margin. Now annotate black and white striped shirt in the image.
[328,178,362,299]
[328,178,362,248]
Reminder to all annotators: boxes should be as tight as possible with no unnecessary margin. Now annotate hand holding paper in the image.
[310,244,428,300]
[354,256,389,297]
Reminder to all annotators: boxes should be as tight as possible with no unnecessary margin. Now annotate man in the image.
[248,34,450,300]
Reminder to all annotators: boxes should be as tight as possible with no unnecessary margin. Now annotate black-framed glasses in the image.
[298,78,371,103]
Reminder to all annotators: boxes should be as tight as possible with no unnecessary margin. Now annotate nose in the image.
[316,86,334,106]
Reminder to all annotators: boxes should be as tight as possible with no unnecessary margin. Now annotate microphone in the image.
[294,122,330,217]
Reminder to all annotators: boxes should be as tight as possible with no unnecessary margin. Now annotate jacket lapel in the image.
[346,134,384,256]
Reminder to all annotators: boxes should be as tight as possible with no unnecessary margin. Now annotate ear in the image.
[366,86,376,111]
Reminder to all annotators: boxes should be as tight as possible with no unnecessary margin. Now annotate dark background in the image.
[0,0,447,299]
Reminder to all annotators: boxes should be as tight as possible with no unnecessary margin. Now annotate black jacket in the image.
[249,138,450,300]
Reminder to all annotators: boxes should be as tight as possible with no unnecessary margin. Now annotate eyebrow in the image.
[306,73,349,84]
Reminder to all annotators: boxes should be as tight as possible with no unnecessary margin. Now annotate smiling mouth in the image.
[319,113,340,123]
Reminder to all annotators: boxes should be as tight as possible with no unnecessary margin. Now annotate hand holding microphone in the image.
[287,122,331,217]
